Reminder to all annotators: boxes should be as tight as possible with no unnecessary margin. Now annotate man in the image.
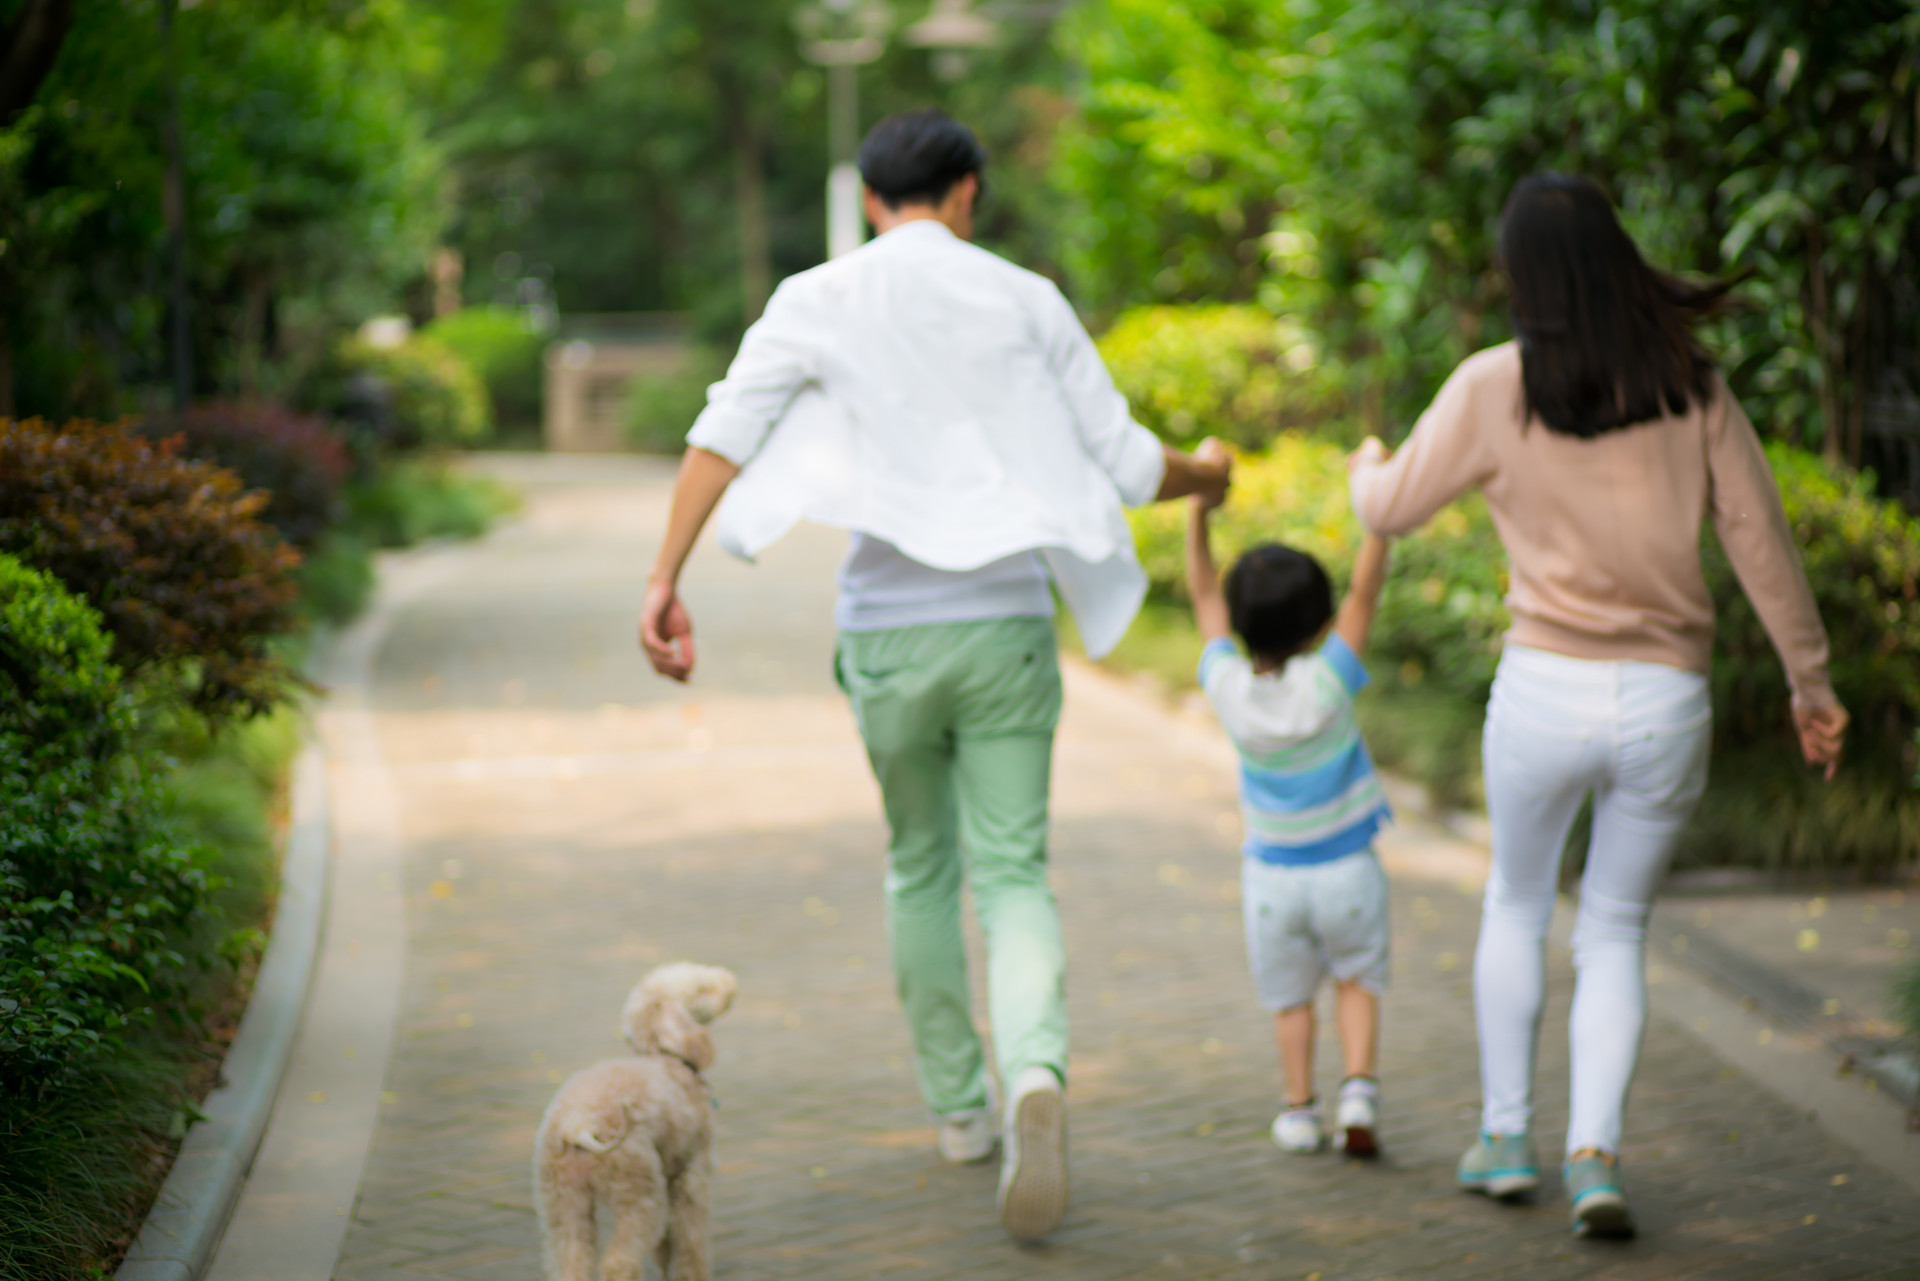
[639,109,1230,1241]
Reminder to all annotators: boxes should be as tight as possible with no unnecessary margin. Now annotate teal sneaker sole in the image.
[1571,1187,1635,1239]
[1459,1168,1540,1199]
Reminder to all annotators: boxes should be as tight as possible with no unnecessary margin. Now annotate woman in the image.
[1347,174,1848,1239]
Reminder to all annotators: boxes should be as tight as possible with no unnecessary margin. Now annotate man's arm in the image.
[639,446,741,682]
[1332,533,1391,655]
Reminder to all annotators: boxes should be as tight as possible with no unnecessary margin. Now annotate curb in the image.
[116,744,330,1281]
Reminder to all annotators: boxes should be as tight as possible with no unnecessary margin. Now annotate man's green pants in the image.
[836,616,1067,1117]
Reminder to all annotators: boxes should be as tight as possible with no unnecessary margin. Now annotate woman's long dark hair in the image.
[1499,174,1734,438]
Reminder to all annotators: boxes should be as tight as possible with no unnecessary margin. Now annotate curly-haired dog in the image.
[534,962,738,1281]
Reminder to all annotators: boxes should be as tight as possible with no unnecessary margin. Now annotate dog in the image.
[534,962,738,1281]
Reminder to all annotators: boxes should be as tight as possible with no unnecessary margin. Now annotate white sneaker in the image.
[1334,1078,1380,1158]
[1271,1102,1324,1154]
[998,1066,1068,1241]
[938,1078,999,1164]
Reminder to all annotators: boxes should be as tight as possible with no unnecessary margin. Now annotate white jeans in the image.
[1476,645,1711,1156]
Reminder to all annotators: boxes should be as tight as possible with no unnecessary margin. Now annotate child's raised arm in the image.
[1332,533,1391,655]
[1185,439,1232,643]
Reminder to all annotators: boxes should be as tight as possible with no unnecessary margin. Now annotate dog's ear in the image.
[627,996,715,1072]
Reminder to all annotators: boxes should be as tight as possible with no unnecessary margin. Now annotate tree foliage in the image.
[1056,0,1920,474]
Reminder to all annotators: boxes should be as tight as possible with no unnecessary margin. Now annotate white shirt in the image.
[834,533,1054,632]
[688,219,1166,658]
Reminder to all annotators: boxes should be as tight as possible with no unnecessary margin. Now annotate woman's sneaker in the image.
[998,1066,1068,1241]
[1456,1131,1539,1199]
[1271,1101,1324,1154]
[1564,1151,1635,1239]
[1333,1077,1380,1157]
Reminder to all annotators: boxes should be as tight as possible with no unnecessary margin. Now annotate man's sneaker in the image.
[1456,1130,1539,1199]
[1564,1151,1635,1239]
[937,1078,1000,1164]
[938,1109,997,1164]
[998,1066,1067,1241]
[1333,1078,1380,1158]
[1271,1102,1324,1154]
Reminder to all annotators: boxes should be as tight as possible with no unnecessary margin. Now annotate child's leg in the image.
[1273,1003,1316,1106]
[1333,980,1377,1080]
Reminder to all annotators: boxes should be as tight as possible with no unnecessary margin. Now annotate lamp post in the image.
[797,0,892,260]
[797,0,1001,259]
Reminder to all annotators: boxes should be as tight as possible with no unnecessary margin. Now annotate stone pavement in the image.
[323,455,1917,1280]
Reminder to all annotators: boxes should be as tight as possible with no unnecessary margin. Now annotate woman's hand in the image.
[1792,701,1849,781]
[1347,436,1391,472]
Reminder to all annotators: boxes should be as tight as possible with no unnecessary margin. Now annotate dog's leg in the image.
[535,1148,597,1281]
[662,1148,713,1281]
[601,1148,667,1281]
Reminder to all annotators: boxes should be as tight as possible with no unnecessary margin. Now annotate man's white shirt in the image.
[688,219,1166,657]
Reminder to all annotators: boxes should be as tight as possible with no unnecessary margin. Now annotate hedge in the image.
[424,306,547,437]
[300,334,489,456]
[1128,435,1920,874]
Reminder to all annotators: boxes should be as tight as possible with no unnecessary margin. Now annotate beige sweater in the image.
[1349,341,1835,708]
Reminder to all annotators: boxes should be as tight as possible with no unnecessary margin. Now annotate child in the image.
[1185,438,1393,1157]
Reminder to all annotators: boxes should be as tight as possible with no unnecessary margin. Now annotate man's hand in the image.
[1192,438,1232,513]
[1347,436,1390,472]
[1156,442,1233,504]
[1792,701,1849,781]
[640,578,698,682]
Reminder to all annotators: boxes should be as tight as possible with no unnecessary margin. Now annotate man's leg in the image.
[840,631,988,1117]
[948,620,1066,1089]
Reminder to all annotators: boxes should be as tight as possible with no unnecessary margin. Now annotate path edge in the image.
[116,742,331,1281]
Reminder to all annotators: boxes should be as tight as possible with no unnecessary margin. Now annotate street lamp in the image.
[797,0,1002,259]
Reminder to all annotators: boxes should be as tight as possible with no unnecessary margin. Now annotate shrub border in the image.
[115,744,330,1281]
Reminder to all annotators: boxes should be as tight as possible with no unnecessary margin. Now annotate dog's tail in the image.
[551,1098,629,1154]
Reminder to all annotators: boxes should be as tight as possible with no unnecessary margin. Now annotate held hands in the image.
[1792,701,1849,781]
[1347,436,1390,472]
[639,578,697,682]
[1191,437,1232,513]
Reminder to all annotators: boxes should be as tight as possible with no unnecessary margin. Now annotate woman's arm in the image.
[1347,354,1500,535]
[1706,387,1848,776]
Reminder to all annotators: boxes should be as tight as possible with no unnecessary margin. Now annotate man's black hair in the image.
[857,109,987,210]
[1225,544,1334,663]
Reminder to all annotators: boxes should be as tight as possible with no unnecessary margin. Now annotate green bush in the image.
[0,418,304,724]
[624,346,729,455]
[301,335,489,456]
[297,530,376,625]
[346,459,520,549]
[1124,432,1920,869]
[1097,305,1340,450]
[424,307,546,438]
[1895,957,1920,1049]
[0,555,210,1094]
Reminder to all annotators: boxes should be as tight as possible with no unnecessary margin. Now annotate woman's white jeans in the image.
[1476,645,1711,1156]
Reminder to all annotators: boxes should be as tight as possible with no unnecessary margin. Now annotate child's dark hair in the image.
[1225,544,1334,662]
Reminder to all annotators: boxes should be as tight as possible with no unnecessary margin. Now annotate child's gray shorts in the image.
[1242,848,1390,1010]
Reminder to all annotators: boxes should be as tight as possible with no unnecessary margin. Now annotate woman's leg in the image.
[1476,656,1606,1138]
[1566,665,1710,1157]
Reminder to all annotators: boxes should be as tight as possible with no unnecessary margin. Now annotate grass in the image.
[1894,958,1920,1048]
[346,457,521,549]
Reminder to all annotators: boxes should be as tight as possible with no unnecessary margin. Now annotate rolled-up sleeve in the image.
[685,280,819,467]
[1042,285,1166,507]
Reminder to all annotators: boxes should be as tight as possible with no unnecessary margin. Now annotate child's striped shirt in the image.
[1198,634,1391,865]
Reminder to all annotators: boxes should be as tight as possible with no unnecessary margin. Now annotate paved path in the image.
[297,456,1915,1280]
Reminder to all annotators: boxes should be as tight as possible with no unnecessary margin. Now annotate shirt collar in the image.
[879,218,959,242]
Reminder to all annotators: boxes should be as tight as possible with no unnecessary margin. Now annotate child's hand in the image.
[1347,436,1390,471]
[1192,437,1232,512]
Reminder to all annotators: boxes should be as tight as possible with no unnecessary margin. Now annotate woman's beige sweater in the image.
[1348,341,1836,709]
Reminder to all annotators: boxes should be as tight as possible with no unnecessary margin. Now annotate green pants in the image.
[836,616,1067,1116]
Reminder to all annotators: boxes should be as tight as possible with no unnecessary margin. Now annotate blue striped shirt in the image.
[1198,634,1391,866]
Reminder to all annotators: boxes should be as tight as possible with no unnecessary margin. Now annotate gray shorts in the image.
[1242,849,1391,1010]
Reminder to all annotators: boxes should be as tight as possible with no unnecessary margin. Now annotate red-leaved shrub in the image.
[140,402,351,548]
[0,418,303,722]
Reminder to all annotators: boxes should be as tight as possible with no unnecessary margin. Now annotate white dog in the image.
[534,962,738,1281]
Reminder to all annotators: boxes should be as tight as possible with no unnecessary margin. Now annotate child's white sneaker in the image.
[1333,1076,1380,1158]
[1271,1101,1323,1153]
